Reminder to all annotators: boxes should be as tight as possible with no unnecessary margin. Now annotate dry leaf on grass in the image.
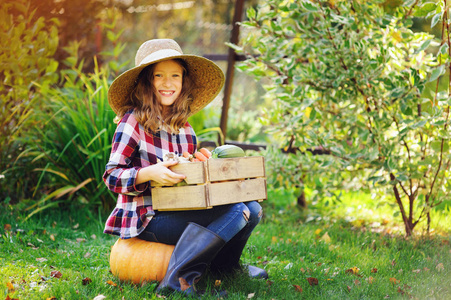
[389,277,399,285]
[293,284,303,292]
[247,293,255,299]
[51,270,62,278]
[436,263,444,272]
[106,280,117,287]
[179,277,191,291]
[93,295,106,300]
[371,268,378,273]
[6,281,15,292]
[82,277,92,285]
[307,277,319,286]
[345,267,360,275]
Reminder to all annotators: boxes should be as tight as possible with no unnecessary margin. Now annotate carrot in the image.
[199,148,212,159]
[183,151,191,158]
[194,151,208,161]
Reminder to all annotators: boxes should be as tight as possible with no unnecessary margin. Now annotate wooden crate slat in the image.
[208,178,267,207]
[152,185,210,211]
[208,156,265,182]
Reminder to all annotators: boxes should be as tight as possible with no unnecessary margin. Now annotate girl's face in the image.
[152,60,183,107]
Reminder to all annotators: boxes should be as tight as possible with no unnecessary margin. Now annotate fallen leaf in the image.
[6,281,14,292]
[436,263,444,272]
[51,270,62,278]
[354,279,360,286]
[300,267,306,273]
[320,232,331,243]
[36,257,48,262]
[371,268,378,273]
[271,236,278,243]
[214,280,221,287]
[412,269,421,273]
[50,234,55,241]
[179,277,190,291]
[4,224,12,231]
[293,284,303,292]
[73,223,79,229]
[345,267,360,275]
[368,276,375,284]
[314,228,322,235]
[347,285,352,292]
[6,296,19,300]
[46,297,57,300]
[106,280,117,287]
[93,295,106,300]
[76,238,86,243]
[307,277,319,286]
[391,259,396,266]
[82,277,92,285]
[389,277,399,284]
[247,293,255,299]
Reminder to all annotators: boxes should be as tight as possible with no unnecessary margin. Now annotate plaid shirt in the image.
[103,110,197,239]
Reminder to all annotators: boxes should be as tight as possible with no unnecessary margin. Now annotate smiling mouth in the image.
[159,90,175,96]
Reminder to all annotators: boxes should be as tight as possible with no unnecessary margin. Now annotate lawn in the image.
[1,189,450,300]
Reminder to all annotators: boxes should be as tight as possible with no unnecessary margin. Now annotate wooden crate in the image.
[151,156,267,211]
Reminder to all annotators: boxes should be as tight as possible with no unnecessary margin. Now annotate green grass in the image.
[1,191,450,300]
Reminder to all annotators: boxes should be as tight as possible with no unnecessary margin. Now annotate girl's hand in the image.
[136,161,186,186]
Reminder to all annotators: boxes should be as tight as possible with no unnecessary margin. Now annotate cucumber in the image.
[211,145,245,158]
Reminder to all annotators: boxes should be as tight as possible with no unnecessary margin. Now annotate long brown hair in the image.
[118,59,195,133]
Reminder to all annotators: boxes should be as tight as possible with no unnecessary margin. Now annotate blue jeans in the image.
[138,201,262,245]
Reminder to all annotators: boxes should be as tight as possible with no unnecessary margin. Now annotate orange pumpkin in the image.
[109,238,175,284]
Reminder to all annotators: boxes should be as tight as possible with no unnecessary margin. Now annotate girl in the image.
[103,39,267,296]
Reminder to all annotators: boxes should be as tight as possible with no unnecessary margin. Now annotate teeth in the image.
[160,91,174,95]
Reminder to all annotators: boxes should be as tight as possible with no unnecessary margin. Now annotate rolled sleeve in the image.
[104,166,149,196]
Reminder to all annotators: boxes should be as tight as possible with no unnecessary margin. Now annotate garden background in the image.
[1,0,451,299]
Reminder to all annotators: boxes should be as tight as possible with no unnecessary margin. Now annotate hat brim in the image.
[108,53,225,117]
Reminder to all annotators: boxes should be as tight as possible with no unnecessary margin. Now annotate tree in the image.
[235,0,450,236]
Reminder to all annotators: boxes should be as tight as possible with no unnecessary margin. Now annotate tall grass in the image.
[26,42,119,217]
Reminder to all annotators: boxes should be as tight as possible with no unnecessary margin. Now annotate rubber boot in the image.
[210,233,268,279]
[156,222,226,296]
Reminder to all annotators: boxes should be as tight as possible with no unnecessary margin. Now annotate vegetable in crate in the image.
[211,145,245,158]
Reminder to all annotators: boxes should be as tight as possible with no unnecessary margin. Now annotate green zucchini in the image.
[211,145,245,158]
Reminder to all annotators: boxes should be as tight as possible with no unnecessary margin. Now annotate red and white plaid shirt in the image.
[103,110,197,239]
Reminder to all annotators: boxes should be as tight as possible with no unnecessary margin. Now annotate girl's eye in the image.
[155,74,162,78]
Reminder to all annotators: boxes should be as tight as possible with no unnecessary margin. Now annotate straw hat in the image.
[108,39,225,116]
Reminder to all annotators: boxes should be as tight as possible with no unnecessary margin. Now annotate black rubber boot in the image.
[210,233,268,279]
[156,222,226,296]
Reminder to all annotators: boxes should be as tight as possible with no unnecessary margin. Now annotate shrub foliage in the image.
[236,0,451,236]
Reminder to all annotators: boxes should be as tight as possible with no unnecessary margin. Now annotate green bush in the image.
[0,0,59,203]
[235,0,450,236]
[25,10,128,217]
